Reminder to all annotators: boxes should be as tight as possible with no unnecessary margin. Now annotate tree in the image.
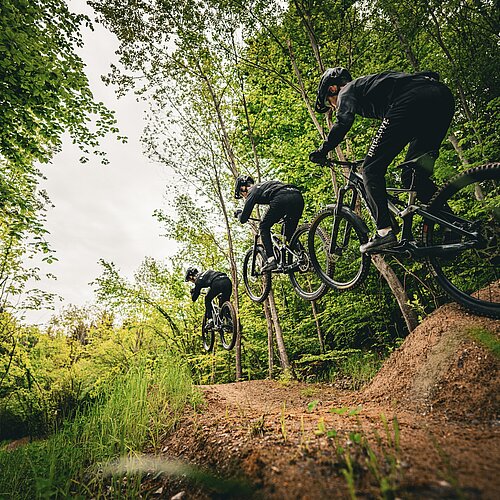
[0,0,119,169]
[0,0,121,316]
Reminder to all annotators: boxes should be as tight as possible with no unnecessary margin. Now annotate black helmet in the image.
[184,267,198,281]
[314,67,352,113]
[234,175,255,199]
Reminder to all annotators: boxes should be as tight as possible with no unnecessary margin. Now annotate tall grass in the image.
[0,356,199,498]
[328,351,383,390]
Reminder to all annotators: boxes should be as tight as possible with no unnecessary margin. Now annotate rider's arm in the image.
[320,92,356,154]
[239,188,259,223]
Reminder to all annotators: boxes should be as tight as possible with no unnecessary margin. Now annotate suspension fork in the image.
[251,233,260,276]
[329,186,357,254]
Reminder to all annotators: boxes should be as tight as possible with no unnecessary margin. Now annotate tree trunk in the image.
[311,301,325,354]
[386,7,420,71]
[372,254,419,332]
[263,299,274,378]
[267,289,293,377]
[292,1,324,72]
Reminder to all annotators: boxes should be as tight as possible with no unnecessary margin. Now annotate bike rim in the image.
[219,302,237,350]
[426,165,500,316]
[289,225,328,300]
[243,246,271,302]
[310,209,369,290]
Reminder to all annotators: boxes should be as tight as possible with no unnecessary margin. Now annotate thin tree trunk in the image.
[311,301,325,354]
[263,299,274,378]
[386,8,420,71]
[267,289,293,377]
[213,168,242,380]
[372,255,419,332]
[292,0,324,72]
[235,49,290,376]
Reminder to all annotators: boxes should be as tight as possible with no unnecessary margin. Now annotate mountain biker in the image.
[234,175,305,271]
[309,67,455,253]
[185,267,232,327]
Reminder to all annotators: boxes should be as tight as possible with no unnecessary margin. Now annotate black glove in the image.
[234,209,243,219]
[309,148,328,165]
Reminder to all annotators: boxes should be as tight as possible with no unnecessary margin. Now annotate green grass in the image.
[0,356,199,499]
[296,349,384,389]
[466,327,500,359]
[332,352,383,389]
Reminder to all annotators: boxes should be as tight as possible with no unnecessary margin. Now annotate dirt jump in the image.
[145,301,499,499]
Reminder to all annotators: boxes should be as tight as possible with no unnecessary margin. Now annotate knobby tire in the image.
[424,163,500,318]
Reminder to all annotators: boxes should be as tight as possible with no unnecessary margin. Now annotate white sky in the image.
[23,1,178,325]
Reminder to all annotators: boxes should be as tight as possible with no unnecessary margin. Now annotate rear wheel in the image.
[288,224,329,301]
[201,316,215,352]
[243,244,272,302]
[308,207,371,290]
[219,302,237,350]
[424,163,500,318]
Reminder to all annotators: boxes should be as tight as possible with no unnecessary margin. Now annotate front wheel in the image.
[288,223,330,301]
[243,244,272,303]
[424,163,500,318]
[308,206,371,291]
[219,301,237,350]
[201,316,215,352]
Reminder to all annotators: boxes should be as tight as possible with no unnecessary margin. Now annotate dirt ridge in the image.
[147,302,500,499]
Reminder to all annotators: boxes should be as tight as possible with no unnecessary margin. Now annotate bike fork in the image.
[329,187,350,254]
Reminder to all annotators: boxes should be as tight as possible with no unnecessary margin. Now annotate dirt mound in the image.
[363,302,500,421]
[141,303,500,498]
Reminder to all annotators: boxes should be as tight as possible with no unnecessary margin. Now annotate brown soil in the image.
[144,303,500,499]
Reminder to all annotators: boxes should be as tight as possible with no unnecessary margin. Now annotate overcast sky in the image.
[23,1,177,325]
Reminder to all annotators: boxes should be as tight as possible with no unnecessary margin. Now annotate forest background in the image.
[0,0,498,487]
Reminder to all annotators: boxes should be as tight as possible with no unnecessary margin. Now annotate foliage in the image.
[0,0,119,169]
[0,353,197,499]
[0,0,121,319]
[1,6,498,484]
[82,0,500,387]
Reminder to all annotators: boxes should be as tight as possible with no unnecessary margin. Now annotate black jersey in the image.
[239,180,299,223]
[191,270,229,301]
[323,71,440,152]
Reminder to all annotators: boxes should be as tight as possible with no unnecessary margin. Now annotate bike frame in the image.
[330,160,481,259]
[208,297,226,329]
[249,217,302,276]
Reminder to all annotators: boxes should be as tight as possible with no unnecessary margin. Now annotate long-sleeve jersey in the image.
[239,180,297,223]
[191,270,229,302]
[322,71,440,153]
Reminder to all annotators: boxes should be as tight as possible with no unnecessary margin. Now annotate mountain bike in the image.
[201,295,237,352]
[307,155,499,318]
[242,216,330,302]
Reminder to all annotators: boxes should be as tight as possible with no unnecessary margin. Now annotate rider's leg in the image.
[282,191,305,244]
[260,198,288,270]
[362,119,410,230]
[401,84,455,203]
[213,277,232,307]
[360,109,416,252]
[204,287,217,323]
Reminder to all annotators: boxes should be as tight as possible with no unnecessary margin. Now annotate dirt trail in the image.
[148,303,499,499]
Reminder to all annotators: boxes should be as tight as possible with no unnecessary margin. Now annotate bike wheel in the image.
[201,316,215,352]
[288,223,330,301]
[219,301,237,350]
[243,245,272,303]
[308,206,371,290]
[424,163,500,318]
